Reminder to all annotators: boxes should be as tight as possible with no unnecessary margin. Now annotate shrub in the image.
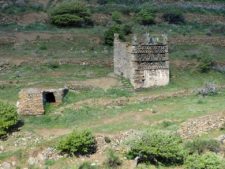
[185,138,221,154]
[49,2,93,27]
[78,161,98,169]
[197,83,217,96]
[104,25,125,46]
[0,102,18,137]
[57,130,97,156]
[104,149,122,168]
[127,131,185,165]
[163,11,185,24]
[112,11,122,24]
[122,24,133,35]
[185,152,224,169]
[198,55,214,73]
[136,9,155,25]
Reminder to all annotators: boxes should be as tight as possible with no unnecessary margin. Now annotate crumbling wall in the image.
[17,88,44,115]
[113,34,133,79]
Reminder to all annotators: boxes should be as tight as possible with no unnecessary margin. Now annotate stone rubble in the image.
[95,129,142,153]
[179,112,225,139]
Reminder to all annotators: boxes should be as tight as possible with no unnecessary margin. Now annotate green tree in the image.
[104,25,125,46]
[128,131,186,165]
[136,8,155,25]
[49,2,93,27]
[112,11,122,24]
[0,102,18,137]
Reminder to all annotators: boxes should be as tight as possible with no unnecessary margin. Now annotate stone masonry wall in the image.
[114,34,133,79]
[17,88,45,115]
[114,33,169,89]
[17,88,68,115]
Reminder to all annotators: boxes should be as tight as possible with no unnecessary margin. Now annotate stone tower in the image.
[114,33,169,89]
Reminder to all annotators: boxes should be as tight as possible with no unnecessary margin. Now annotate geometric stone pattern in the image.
[17,88,68,115]
[114,33,169,89]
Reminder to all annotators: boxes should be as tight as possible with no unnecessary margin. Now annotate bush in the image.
[198,55,214,73]
[185,152,224,169]
[112,11,122,24]
[122,24,133,35]
[104,25,125,46]
[78,161,98,169]
[104,149,122,168]
[49,2,93,27]
[0,102,18,137]
[127,131,185,165]
[163,11,185,24]
[185,138,221,154]
[57,130,97,156]
[136,8,155,25]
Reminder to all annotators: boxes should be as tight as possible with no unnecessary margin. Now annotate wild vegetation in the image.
[0,0,225,168]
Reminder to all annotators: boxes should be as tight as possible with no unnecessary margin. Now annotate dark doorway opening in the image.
[43,92,56,103]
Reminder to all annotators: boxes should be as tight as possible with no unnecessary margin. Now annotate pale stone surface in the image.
[114,33,169,89]
[17,88,68,115]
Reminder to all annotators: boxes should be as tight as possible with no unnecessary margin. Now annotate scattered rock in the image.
[28,157,37,166]
[0,162,11,169]
[179,112,225,139]
[216,134,225,144]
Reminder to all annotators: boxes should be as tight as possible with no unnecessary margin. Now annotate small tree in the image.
[122,24,133,35]
[49,2,93,27]
[0,102,18,137]
[128,131,186,165]
[198,55,214,73]
[112,11,122,24]
[57,130,97,156]
[136,9,155,25]
[104,25,125,46]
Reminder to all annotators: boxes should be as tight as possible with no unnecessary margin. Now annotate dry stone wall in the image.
[114,33,169,89]
[17,88,68,115]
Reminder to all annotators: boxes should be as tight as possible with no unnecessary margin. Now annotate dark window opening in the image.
[43,92,56,103]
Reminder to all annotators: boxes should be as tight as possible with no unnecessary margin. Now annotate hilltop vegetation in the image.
[0,0,225,168]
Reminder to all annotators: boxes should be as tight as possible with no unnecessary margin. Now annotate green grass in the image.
[0,64,112,86]
[23,88,225,133]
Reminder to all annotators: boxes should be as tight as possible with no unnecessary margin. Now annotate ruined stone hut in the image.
[17,88,68,115]
[114,33,169,89]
